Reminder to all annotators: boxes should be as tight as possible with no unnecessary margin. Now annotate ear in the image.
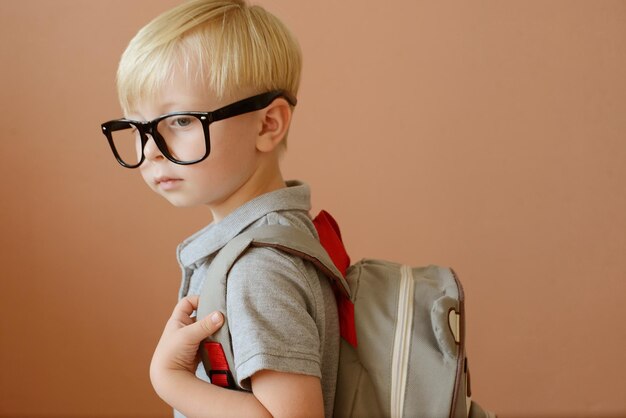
[256,98,293,153]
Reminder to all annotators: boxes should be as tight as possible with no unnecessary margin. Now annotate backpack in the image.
[196,211,494,418]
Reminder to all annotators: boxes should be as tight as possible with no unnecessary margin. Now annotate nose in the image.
[143,134,165,162]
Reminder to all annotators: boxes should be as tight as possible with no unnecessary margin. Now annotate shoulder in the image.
[227,245,320,312]
[224,207,329,318]
[230,209,320,285]
[225,209,327,318]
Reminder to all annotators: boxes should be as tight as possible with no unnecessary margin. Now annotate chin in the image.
[163,196,198,208]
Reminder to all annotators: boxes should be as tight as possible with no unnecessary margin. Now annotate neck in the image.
[209,155,285,223]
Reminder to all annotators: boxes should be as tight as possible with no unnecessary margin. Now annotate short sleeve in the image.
[226,246,324,390]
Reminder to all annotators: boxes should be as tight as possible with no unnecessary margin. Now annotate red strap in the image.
[313,210,357,347]
[204,341,235,388]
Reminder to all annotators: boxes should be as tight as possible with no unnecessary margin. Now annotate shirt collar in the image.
[177,180,311,268]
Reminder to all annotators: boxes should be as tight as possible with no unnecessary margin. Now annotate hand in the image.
[150,295,224,385]
[148,296,320,418]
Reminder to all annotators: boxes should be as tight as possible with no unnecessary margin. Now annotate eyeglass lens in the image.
[110,114,207,166]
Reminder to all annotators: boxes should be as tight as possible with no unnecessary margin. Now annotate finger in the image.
[162,296,200,334]
[170,296,200,323]
[180,311,224,343]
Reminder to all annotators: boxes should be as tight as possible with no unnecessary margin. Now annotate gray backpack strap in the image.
[206,225,349,296]
[196,224,349,389]
[240,225,350,297]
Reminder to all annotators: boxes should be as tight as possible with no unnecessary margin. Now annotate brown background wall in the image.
[1,1,625,417]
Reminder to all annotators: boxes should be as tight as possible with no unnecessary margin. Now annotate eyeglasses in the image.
[100,90,297,168]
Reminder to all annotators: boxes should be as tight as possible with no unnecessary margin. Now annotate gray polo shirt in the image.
[176,181,339,417]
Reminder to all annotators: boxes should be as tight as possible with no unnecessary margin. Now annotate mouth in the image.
[154,176,183,190]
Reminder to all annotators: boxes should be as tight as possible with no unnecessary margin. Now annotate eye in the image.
[172,116,193,127]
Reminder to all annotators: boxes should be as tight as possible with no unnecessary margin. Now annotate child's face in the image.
[127,72,263,216]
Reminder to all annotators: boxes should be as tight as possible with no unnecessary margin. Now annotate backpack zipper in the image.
[390,264,415,417]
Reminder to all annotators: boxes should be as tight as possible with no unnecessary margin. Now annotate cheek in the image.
[209,114,259,151]
[139,167,156,191]
[211,127,257,172]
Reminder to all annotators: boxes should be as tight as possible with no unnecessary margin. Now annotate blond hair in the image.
[116,0,301,113]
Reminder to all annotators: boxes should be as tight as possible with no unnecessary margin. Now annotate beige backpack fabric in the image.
[197,224,494,418]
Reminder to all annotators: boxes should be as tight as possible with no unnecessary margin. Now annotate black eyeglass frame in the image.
[101,90,297,168]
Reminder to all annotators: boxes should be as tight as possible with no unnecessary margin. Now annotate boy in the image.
[100,1,339,417]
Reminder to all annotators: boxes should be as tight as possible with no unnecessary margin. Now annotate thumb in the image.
[182,311,225,343]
